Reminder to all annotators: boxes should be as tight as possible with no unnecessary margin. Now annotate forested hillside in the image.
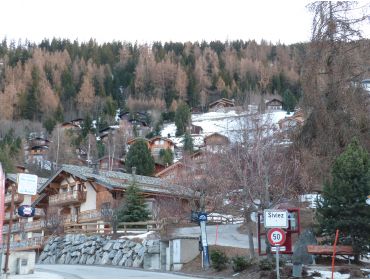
[0,38,305,133]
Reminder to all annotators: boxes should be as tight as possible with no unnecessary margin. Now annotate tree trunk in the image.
[245,212,255,258]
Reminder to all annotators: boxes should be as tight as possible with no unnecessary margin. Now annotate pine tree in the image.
[183,132,194,154]
[316,139,370,262]
[175,103,191,136]
[116,182,150,222]
[125,139,155,176]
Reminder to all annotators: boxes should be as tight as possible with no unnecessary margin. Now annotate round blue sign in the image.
[17,205,35,217]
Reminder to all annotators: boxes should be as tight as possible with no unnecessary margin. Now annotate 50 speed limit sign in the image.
[267,228,286,246]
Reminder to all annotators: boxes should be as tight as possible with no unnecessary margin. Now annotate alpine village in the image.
[0,2,369,279]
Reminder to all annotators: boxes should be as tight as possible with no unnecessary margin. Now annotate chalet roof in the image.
[148,136,175,145]
[208,98,235,108]
[6,173,48,191]
[155,162,184,177]
[204,132,230,142]
[127,137,149,145]
[38,164,191,197]
[265,98,283,106]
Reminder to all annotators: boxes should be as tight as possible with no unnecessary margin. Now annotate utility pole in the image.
[199,190,210,269]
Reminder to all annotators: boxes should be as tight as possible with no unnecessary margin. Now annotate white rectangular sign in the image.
[264,209,288,228]
[17,173,38,195]
[271,246,286,252]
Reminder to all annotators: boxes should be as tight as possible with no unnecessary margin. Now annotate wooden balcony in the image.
[49,190,86,206]
[23,220,45,232]
[34,208,45,217]
[63,214,78,225]
[2,223,22,234]
[3,236,45,251]
[78,209,107,223]
[4,212,18,221]
[5,193,24,205]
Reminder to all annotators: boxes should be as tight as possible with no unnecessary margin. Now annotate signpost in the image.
[267,228,286,279]
[264,209,288,228]
[17,173,38,195]
[0,164,5,278]
[198,212,210,269]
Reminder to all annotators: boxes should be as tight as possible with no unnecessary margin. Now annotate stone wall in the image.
[38,234,160,269]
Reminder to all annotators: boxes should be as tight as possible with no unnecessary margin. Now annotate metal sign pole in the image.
[200,220,210,269]
[276,245,280,279]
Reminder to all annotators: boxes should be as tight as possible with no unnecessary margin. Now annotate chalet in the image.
[94,156,125,172]
[98,126,120,142]
[24,136,51,166]
[59,118,84,131]
[189,124,203,135]
[208,98,235,111]
[148,136,175,160]
[3,174,48,251]
[265,99,283,111]
[203,133,230,153]
[278,110,305,130]
[118,111,150,137]
[33,164,191,230]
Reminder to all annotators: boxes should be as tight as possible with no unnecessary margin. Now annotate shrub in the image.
[231,256,252,272]
[258,258,274,271]
[210,249,229,271]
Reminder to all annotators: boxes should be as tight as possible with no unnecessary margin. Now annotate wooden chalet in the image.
[3,174,48,251]
[59,118,84,131]
[148,136,175,159]
[278,110,305,130]
[118,111,151,137]
[203,132,230,153]
[94,156,125,171]
[33,164,191,231]
[208,98,235,111]
[189,124,203,135]
[265,99,283,111]
[25,136,51,165]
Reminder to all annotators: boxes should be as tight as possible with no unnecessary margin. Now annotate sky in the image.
[0,0,368,45]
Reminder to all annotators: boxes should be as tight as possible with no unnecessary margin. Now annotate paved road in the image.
[172,224,264,250]
[8,264,193,279]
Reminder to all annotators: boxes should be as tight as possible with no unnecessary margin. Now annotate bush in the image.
[210,249,229,271]
[232,256,252,272]
[258,258,274,271]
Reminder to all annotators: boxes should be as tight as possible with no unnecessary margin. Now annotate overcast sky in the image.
[0,0,368,45]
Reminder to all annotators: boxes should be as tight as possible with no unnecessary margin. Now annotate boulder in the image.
[119,256,127,266]
[57,254,66,264]
[125,258,133,267]
[292,228,317,265]
[79,254,88,265]
[86,255,95,265]
[103,242,114,251]
[112,251,123,266]
[108,250,117,259]
[113,242,121,250]
[132,255,144,268]
[100,252,111,265]
[133,244,142,253]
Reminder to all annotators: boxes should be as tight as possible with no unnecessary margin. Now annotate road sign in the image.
[198,212,207,222]
[264,209,288,228]
[17,205,35,218]
[271,246,286,252]
[267,228,286,246]
[17,173,38,195]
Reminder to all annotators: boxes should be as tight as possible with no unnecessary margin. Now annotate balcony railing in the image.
[3,236,45,251]
[49,190,86,206]
[63,214,78,224]
[34,208,45,217]
[23,220,45,232]
[5,193,24,205]
[2,223,22,234]
[4,212,18,220]
[78,209,107,223]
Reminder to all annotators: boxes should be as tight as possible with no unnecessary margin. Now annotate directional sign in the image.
[267,228,286,246]
[264,209,288,228]
[17,173,38,195]
[17,205,35,218]
[198,212,207,222]
[271,246,286,252]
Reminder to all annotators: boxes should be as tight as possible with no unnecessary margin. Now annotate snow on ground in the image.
[119,231,155,239]
[307,269,350,279]
[161,109,290,145]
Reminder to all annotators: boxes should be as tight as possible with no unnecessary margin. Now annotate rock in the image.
[87,246,96,255]
[57,254,66,264]
[103,242,114,251]
[132,255,144,268]
[43,244,50,252]
[122,247,130,254]
[120,240,127,249]
[125,258,133,267]
[146,240,154,247]
[86,255,95,265]
[94,255,102,265]
[128,241,136,248]
[71,251,81,257]
[65,253,72,264]
[124,250,133,259]
[147,245,160,254]
[137,246,146,257]
[71,257,79,265]
[109,250,117,259]
[113,242,121,250]
[112,251,123,266]
[292,228,317,265]
[133,244,142,253]
[79,254,88,264]
[100,252,111,265]
[119,256,127,266]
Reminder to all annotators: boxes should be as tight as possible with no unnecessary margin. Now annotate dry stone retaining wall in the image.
[38,234,160,269]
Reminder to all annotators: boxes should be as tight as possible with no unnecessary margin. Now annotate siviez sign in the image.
[264,209,288,228]
[17,173,38,195]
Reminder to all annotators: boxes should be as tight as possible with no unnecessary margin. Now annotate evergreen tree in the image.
[116,182,150,222]
[175,103,191,136]
[125,139,155,176]
[316,139,370,262]
[159,148,174,166]
[282,89,297,113]
[183,132,194,154]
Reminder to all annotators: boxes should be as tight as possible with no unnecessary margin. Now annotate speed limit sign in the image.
[267,228,286,246]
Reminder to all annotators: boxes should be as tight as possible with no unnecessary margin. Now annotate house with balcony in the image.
[203,133,230,153]
[33,164,192,233]
[3,174,48,251]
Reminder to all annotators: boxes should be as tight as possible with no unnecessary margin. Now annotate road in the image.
[8,264,193,279]
[172,224,265,249]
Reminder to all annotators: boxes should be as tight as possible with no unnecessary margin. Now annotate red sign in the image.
[267,228,286,246]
